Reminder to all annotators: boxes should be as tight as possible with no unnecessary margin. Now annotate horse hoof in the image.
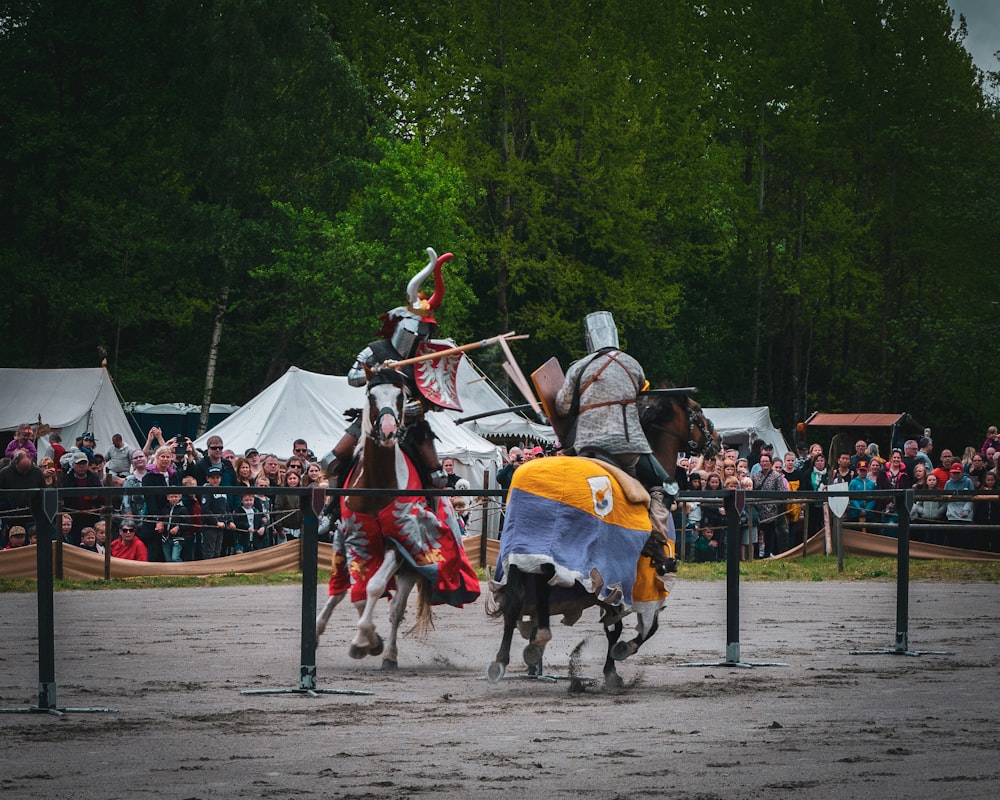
[368,635,384,657]
[568,678,587,694]
[348,644,368,660]
[487,661,506,684]
[381,659,398,671]
[523,643,543,667]
[604,671,625,691]
[610,641,632,661]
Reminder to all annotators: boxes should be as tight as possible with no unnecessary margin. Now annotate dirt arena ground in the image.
[2,579,998,800]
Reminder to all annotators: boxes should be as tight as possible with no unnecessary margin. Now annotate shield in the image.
[826,483,850,519]
[412,341,463,410]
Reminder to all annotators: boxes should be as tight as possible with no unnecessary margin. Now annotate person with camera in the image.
[496,446,523,500]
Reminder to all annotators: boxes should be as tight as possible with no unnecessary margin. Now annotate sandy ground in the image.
[1,579,999,800]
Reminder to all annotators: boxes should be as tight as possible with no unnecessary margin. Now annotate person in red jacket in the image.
[110,518,148,561]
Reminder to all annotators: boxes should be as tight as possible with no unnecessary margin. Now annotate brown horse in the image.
[486,392,718,690]
[317,368,479,669]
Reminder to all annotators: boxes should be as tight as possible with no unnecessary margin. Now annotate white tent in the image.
[446,356,554,445]
[0,367,138,453]
[702,406,791,459]
[193,365,503,485]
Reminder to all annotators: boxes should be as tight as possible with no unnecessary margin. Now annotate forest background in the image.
[1,0,997,452]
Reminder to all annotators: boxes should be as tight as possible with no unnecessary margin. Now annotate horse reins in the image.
[646,398,718,456]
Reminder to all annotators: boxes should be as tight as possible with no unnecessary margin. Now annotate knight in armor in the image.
[326,248,453,489]
[555,311,677,574]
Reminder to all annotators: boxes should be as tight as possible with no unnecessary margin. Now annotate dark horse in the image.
[316,367,479,668]
[487,392,719,689]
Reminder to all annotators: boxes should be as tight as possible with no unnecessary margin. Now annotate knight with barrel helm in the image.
[324,247,454,490]
[554,311,677,573]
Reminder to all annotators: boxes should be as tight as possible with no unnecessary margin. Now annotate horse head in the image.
[362,366,411,448]
[640,393,720,478]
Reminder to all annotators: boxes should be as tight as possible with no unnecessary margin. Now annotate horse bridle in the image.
[365,371,412,445]
[647,397,718,457]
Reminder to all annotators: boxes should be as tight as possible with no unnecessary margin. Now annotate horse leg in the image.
[487,565,524,683]
[316,591,347,638]
[349,548,397,659]
[611,599,663,661]
[523,566,553,675]
[602,617,626,691]
[382,566,418,670]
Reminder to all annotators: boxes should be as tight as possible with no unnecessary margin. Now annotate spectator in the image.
[846,460,876,526]
[944,462,975,549]
[965,453,988,489]
[142,445,184,562]
[161,491,193,562]
[874,448,911,532]
[781,451,805,544]
[5,423,37,462]
[39,456,59,487]
[56,513,74,544]
[232,456,254,507]
[913,472,947,540]
[104,433,133,477]
[200,465,233,559]
[701,473,725,560]
[93,520,107,554]
[181,475,202,560]
[46,432,66,466]
[110,518,148,561]
[292,439,311,461]
[973,472,1000,551]
[4,525,27,549]
[0,448,45,536]
[232,492,264,554]
[122,450,150,520]
[915,437,934,472]
[261,454,282,487]
[496,447,522,499]
[61,452,102,543]
[692,525,717,562]
[980,426,1000,458]
[849,439,869,471]
[253,473,275,548]
[442,458,460,488]
[78,526,100,553]
[751,453,785,557]
[186,435,236,486]
[682,472,703,558]
[274,468,302,540]
[800,452,829,537]
[243,447,263,481]
[302,460,324,488]
[79,432,97,460]
[931,449,955,490]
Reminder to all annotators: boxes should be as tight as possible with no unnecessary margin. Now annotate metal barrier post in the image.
[851,489,951,658]
[241,488,372,698]
[1,489,116,716]
[680,490,788,669]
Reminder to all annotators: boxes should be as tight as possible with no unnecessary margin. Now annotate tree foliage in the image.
[1,0,997,450]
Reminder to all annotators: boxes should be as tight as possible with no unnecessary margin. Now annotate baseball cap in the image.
[857,460,868,470]
[244,448,259,457]
[207,465,223,476]
[950,463,963,473]
[73,452,90,464]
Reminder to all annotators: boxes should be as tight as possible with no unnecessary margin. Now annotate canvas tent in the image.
[193,365,503,485]
[446,356,554,445]
[0,367,138,454]
[702,406,791,459]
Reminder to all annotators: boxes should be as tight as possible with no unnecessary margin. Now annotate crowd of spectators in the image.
[0,427,341,563]
[4,423,1000,562]
[679,428,1000,560]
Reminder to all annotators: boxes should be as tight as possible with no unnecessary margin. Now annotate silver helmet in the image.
[584,311,620,353]
[389,308,438,358]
